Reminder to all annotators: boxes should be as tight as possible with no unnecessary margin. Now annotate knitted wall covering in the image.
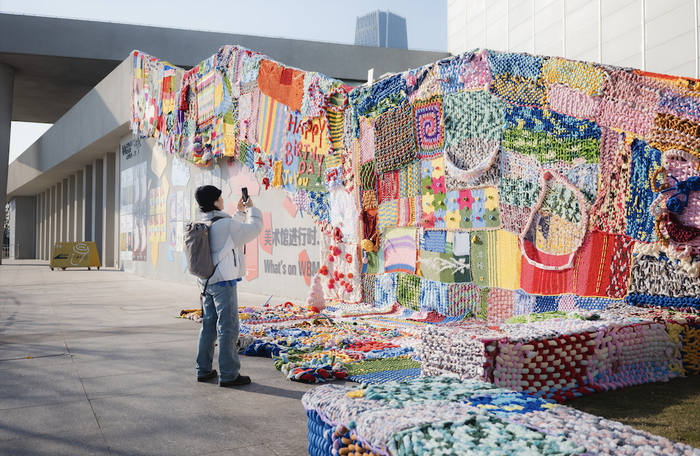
[377,200,398,232]
[413,95,445,152]
[377,169,400,204]
[319,235,362,303]
[396,271,421,310]
[596,70,659,137]
[628,253,700,301]
[383,228,416,274]
[373,102,418,173]
[257,59,304,112]
[420,250,470,283]
[470,230,520,289]
[487,287,515,327]
[443,90,506,147]
[589,132,631,235]
[257,93,287,160]
[491,73,548,107]
[546,83,599,120]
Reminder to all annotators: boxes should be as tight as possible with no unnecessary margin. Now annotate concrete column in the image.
[56,180,63,242]
[48,185,56,257]
[9,196,36,259]
[75,170,84,242]
[67,174,76,242]
[43,190,50,259]
[92,159,104,260]
[103,152,116,268]
[60,178,68,241]
[84,164,93,241]
[0,63,15,265]
[36,193,42,258]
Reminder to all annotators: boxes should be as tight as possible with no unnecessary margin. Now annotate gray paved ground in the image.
[0,260,318,456]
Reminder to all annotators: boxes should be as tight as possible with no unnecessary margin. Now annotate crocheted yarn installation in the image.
[444,138,501,190]
[303,376,700,456]
[373,102,417,173]
[383,228,416,274]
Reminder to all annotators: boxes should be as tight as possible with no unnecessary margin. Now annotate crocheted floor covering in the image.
[303,376,700,456]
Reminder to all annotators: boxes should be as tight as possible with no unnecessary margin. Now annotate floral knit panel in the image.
[596,69,659,137]
[413,95,445,152]
[590,133,631,235]
[445,139,501,190]
[420,157,448,229]
[502,105,601,165]
[443,90,506,148]
[373,102,418,174]
[498,149,541,235]
[625,139,662,243]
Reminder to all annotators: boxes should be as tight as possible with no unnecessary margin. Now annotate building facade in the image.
[355,10,409,49]
[448,0,699,79]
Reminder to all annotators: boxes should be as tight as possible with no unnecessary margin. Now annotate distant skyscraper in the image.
[355,10,408,50]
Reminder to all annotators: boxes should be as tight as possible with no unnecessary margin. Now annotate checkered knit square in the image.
[374,103,418,173]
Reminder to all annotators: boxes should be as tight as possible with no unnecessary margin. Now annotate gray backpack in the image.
[184,216,224,280]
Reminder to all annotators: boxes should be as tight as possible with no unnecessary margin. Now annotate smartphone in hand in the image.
[241,187,249,203]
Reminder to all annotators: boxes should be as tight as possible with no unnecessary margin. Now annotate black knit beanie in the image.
[195,185,222,213]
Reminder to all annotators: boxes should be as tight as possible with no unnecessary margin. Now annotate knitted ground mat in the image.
[303,376,700,456]
[420,310,697,403]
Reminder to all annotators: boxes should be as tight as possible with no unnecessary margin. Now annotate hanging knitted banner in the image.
[374,102,418,173]
[413,95,445,153]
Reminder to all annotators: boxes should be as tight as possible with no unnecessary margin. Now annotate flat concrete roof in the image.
[0,13,449,124]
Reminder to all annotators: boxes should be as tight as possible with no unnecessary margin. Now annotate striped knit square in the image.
[413,95,445,152]
[397,272,421,310]
[398,161,421,198]
[384,228,417,274]
[446,282,480,317]
[362,273,376,306]
[360,161,377,191]
[378,170,400,204]
[397,196,421,227]
[374,103,418,173]
[377,200,399,232]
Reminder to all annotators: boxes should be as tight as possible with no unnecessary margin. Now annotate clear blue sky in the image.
[3,0,448,161]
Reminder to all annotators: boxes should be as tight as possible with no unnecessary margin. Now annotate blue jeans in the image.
[196,282,241,382]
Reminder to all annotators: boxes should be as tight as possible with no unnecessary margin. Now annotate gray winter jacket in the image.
[199,208,263,285]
